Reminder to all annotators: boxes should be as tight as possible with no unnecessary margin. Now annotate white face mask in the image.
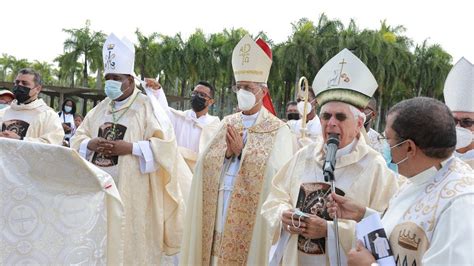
[456,126,473,149]
[297,101,312,116]
[237,89,258,111]
[64,106,72,113]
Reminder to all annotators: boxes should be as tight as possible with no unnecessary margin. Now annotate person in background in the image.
[443,57,474,168]
[363,97,387,155]
[287,87,322,150]
[73,113,83,133]
[285,101,299,121]
[144,80,220,171]
[0,68,63,144]
[0,88,15,109]
[58,98,76,145]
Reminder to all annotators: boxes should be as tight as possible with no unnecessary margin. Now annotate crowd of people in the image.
[0,32,473,265]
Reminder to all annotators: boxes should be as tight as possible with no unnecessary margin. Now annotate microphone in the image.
[323,133,340,182]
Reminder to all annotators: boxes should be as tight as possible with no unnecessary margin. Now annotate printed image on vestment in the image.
[2,120,30,138]
[295,182,345,255]
[91,122,127,167]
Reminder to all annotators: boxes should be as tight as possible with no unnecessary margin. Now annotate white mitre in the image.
[444,57,474,112]
[312,48,378,108]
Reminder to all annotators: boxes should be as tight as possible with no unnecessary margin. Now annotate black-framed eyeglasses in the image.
[190,91,212,99]
[320,112,348,122]
[454,118,474,128]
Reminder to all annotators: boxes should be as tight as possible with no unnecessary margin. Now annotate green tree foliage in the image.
[0,15,455,125]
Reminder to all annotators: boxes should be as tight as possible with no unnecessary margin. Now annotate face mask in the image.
[13,85,32,104]
[456,126,473,150]
[0,103,8,109]
[381,140,409,173]
[287,112,300,120]
[64,106,73,113]
[104,80,124,100]
[297,101,312,116]
[190,95,207,112]
[237,89,259,111]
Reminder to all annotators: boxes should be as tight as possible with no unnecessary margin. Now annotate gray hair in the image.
[18,68,43,86]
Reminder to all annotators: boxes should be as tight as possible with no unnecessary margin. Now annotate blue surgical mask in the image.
[104,80,124,100]
[64,106,72,113]
[382,140,409,173]
[0,103,8,109]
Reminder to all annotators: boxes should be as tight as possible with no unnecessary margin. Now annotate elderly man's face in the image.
[453,111,474,132]
[320,102,362,148]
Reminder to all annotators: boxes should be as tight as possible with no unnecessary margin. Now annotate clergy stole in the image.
[389,159,474,265]
[201,112,283,265]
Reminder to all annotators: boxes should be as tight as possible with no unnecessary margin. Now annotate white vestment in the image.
[379,157,474,265]
[0,99,64,145]
[0,138,124,265]
[262,136,400,266]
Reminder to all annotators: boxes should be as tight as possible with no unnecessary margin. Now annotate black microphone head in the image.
[327,133,340,146]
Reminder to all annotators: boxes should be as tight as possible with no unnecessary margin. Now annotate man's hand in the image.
[104,140,133,156]
[348,240,376,266]
[87,137,110,152]
[62,123,72,132]
[225,125,243,158]
[299,214,327,239]
[144,78,161,90]
[327,192,366,222]
[0,130,21,140]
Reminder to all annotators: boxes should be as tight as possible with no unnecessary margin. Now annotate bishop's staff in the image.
[324,133,342,266]
[297,76,310,138]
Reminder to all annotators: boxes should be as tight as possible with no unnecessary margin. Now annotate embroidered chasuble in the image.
[180,107,294,265]
[0,99,64,145]
[0,138,124,265]
[380,157,474,265]
[71,88,192,265]
[262,136,400,265]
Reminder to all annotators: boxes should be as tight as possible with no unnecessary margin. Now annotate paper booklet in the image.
[356,213,395,266]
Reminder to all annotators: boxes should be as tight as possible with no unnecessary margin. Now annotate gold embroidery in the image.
[200,111,284,265]
[201,126,228,265]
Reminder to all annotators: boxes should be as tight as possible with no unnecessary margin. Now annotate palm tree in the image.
[135,29,159,80]
[61,20,105,87]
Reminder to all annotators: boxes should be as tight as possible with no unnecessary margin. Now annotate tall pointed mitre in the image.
[312,48,378,109]
[443,57,474,112]
[232,35,272,83]
[232,35,276,114]
[103,33,135,75]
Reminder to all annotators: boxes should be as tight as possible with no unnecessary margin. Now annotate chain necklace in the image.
[109,92,139,139]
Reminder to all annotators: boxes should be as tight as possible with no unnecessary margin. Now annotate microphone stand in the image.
[323,134,341,266]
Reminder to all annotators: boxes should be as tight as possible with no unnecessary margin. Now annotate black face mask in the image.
[287,112,300,120]
[191,95,207,112]
[13,85,32,104]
